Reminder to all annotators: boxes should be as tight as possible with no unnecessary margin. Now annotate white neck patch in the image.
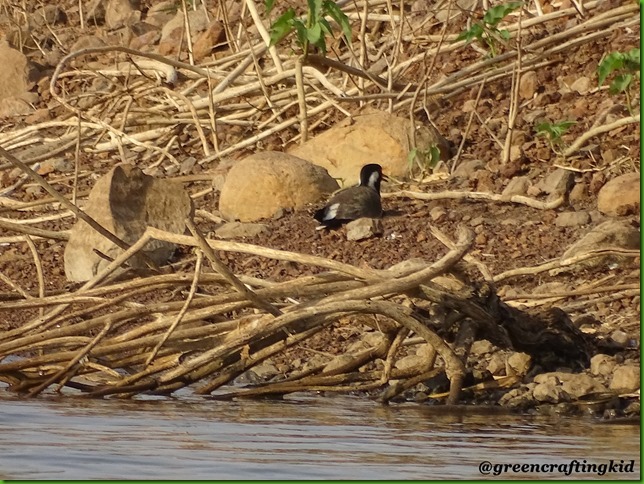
[367,171,380,189]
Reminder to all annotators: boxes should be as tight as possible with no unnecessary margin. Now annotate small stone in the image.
[323,355,354,374]
[568,182,588,204]
[610,330,630,347]
[452,159,485,180]
[570,76,590,94]
[555,211,590,227]
[519,71,538,99]
[539,168,573,199]
[346,218,384,241]
[395,355,427,371]
[589,354,616,377]
[533,382,566,403]
[506,352,531,376]
[502,176,530,197]
[560,220,640,266]
[610,365,640,392]
[192,20,226,61]
[487,353,506,375]
[597,172,640,216]
[179,156,196,175]
[429,206,447,222]
[560,373,607,398]
[470,339,494,355]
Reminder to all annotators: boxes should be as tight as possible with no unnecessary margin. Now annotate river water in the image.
[0,393,639,480]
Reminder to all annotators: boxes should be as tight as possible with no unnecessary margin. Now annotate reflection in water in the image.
[0,394,639,479]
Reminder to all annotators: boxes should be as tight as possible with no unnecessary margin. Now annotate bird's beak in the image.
[382,174,390,181]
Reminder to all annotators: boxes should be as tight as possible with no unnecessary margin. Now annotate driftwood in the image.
[0,216,595,403]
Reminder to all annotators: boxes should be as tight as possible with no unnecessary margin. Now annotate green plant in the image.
[535,120,576,153]
[407,145,442,175]
[266,0,351,58]
[455,1,523,57]
[597,48,640,114]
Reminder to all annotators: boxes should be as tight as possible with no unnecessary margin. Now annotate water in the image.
[0,394,640,480]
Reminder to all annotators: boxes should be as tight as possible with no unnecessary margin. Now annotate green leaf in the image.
[597,51,624,86]
[319,18,333,36]
[306,22,323,44]
[623,48,640,72]
[324,0,352,42]
[498,28,511,40]
[268,9,295,47]
[307,0,323,24]
[265,0,277,15]
[610,73,632,94]
[456,23,484,44]
[293,20,308,47]
[483,1,522,26]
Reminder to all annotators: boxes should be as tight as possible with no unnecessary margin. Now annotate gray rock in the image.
[346,218,384,241]
[219,151,339,222]
[538,168,573,200]
[395,355,427,371]
[597,172,640,216]
[610,365,640,392]
[214,222,268,239]
[323,355,354,374]
[502,176,530,197]
[560,220,640,266]
[452,159,485,180]
[589,354,616,377]
[555,211,591,227]
[64,164,191,282]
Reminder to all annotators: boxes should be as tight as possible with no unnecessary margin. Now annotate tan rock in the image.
[290,110,450,182]
[193,20,225,61]
[0,41,37,102]
[64,164,192,282]
[106,0,140,29]
[345,218,383,241]
[218,151,339,222]
[610,365,640,392]
[597,172,640,216]
[519,71,538,99]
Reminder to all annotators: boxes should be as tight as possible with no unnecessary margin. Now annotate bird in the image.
[314,163,385,229]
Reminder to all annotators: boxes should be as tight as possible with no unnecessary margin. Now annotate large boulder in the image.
[597,172,640,216]
[64,164,191,282]
[289,110,450,184]
[218,151,339,222]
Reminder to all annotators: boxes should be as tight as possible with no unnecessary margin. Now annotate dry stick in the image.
[506,283,640,302]
[380,326,411,383]
[0,270,32,299]
[244,0,283,73]
[295,56,308,144]
[26,321,113,397]
[161,87,210,157]
[0,146,156,268]
[502,8,522,165]
[73,114,81,205]
[0,219,70,241]
[24,235,45,317]
[145,250,204,366]
[185,217,282,317]
[195,316,338,395]
[561,289,639,312]
[563,115,640,157]
[384,189,564,210]
[181,0,195,66]
[429,225,494,283]
[493,248,641,283]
